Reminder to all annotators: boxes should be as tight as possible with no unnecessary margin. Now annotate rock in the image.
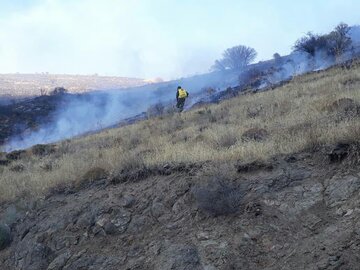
[63,255,97,270]
[127,215,154,233]
[16,243,53,270]
[103,222,118,235]
[47,251,72,270]
[76,212,95,230]
[288,168,311,182]
[156,244,202,270]
[325,175,360,207]
[344,209,354,216]
[151,201,168,219]
[95,209,131,235]
[328,143,350,163]
[0,223,11,250]
[245,201,262,216]
[120,195,136,208]
[236,160,273,173]
[196,232,211,241]
[303,214,322,231]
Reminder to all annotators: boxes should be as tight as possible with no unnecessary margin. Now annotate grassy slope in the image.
[1,62,360,201]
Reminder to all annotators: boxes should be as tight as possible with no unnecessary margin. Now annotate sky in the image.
[0,0,359,80]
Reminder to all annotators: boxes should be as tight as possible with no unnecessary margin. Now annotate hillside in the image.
[0,73,149,98]
[0,62,360,269]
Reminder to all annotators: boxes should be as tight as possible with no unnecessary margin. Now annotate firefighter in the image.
[176,86,189,112]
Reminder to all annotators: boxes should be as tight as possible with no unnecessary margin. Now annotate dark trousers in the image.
[176,98,186,112]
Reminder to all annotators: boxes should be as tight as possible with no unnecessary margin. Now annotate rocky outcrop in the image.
[1,147,360,269]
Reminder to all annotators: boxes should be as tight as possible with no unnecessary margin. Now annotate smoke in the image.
[350,25,360,44]
[4,71,240,151]
[5,26,360,151]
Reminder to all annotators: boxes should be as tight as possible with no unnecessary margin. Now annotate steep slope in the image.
[0,61,360,269]
[1,146,360,269]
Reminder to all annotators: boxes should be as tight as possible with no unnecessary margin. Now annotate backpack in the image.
[178,89,187,98]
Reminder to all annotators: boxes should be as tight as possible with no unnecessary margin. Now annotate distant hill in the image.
[0,73,149,97]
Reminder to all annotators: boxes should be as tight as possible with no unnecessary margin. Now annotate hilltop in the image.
[0,60,360,269]
[0,73,149,99]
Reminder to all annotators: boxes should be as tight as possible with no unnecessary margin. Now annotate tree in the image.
[327,23,352,58]
[211,45,257,71]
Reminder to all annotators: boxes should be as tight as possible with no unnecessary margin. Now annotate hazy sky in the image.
[0,0,359,79]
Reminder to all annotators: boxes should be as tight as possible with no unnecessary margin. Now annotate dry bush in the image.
[241,128,269,142]
[5,150,26,161]
[81,167,108,182]
[9,164,25,172]
[30,144,56,156]
[147,102,165,118]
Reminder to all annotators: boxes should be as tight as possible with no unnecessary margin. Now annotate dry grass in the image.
[1,62,360,201]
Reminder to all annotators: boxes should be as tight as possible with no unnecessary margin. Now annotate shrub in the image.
[214,133,238,149]
[293,23,352,58]
[273,53,283,65]
[147,102,165,118]
[239,67,264,88]
[192,178,243,216]
[242,128,269,142]
[31,144,56,156]
[10,164,25,172]
[80,167,108,184]
[5,150,26,161]
[49,87,68,96]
